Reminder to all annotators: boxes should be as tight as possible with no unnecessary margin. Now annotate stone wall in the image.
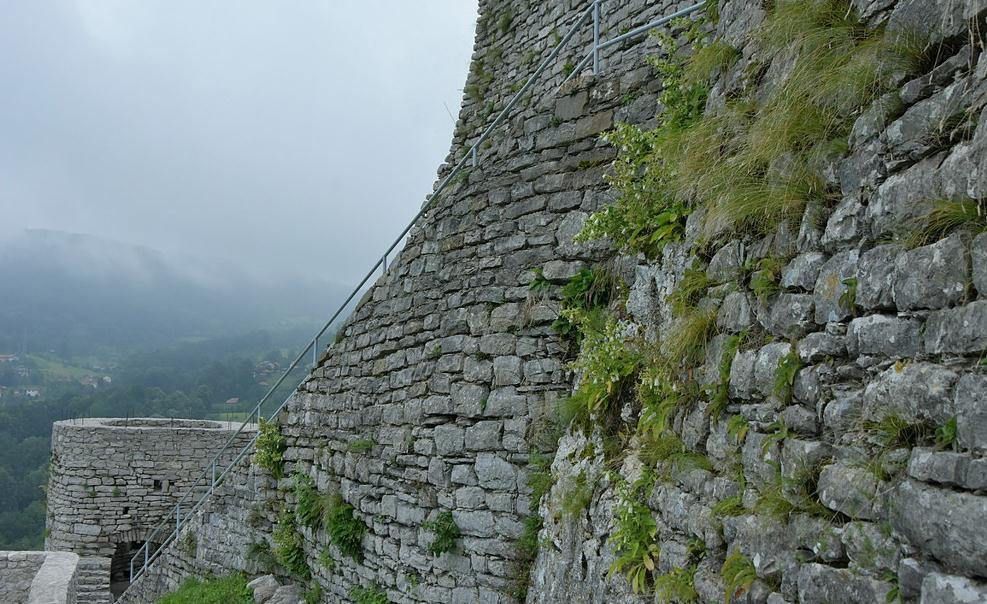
[1,552,48,603]
[0,551,105,604]
[46,418,255,561]
[528,1,987,603]
[118,0,703,601]
[114,0,987,603]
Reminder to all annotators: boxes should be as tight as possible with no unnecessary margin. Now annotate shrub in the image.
[157,574,253,604]
[423,511,461,556]
[255,419,287,479]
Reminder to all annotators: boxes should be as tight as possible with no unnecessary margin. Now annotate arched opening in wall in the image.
[109,540,158,601]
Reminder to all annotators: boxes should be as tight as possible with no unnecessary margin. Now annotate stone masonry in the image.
[46,418,255,565]
[113,0,987,602]
[0,551,110,604]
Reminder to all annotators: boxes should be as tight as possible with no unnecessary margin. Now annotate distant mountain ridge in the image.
[0,229,347,356]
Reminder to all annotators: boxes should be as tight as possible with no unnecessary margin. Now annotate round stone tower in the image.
[45,418,255,592]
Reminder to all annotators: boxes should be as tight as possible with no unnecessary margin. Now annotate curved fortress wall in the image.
[46,419,255,570]
[119,0,686,601]
[120,0,987,602]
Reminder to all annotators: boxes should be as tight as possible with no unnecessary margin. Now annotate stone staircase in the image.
[75,557,111,604]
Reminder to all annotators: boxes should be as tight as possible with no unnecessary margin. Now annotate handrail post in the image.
[382,253,387,272]
[144,542,148,569]
[593,1,601,74]
[129,555,134,582]
[212,460,216,488]
[176,504,181,532]
[312,336,318,369]
[471,145,478,168]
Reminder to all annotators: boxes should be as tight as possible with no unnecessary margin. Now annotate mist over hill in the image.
[0,229,350,356]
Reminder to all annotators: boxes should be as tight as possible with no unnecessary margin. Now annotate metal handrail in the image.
[128,0,707,583]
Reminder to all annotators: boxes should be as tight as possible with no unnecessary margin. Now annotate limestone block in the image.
[813,250,859,324]
[847,314,922,358]
[925,300,987,354]
[954,374,987,452]
[856,244,901,310]
[862,362,958,425]
[796,563,893,604]
[892,234,969,311]
[890,480,987,577]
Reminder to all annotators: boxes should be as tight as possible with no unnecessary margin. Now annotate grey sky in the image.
[0,1,479,285]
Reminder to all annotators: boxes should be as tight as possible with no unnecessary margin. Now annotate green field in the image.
[25,354,95,381]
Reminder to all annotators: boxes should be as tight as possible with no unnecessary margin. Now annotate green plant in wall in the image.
[498,9,514,35]
[839,277,858,315]
[663,307,719,370]
[318,548,336,571]
[683,40,740,84]
[273,508,310,580]
[294,473,328,530]
[550,267,623,340]
[655,566,699,603]
[323,493,367,562]
[711,495,745,519]
[862,414,933,450]
[607,483,660,594]
[667,267,711,317]
[423,510,462,556]
[303,581,323,604]
[575,123,691,259]
[726,414,750,444]
[255,419,287,479]
[773,346,803,404]
[722,551,757,603]
[348,438,375,454]
[560,470,594,519]
[179,531,197,558]
[638,367,698,439]
[749,257,784,302]
[935,417,958,450]
[349,584,389,604]
[246,540,279,575]
[708,331,744,418]
[900,198,987,248]
[569,316,642,419]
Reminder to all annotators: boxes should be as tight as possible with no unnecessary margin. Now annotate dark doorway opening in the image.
[110,540,158,601]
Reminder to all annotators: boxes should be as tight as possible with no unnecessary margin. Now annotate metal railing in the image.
[127,0,707,583]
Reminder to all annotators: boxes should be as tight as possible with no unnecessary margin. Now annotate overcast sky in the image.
[0,1,479,285]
